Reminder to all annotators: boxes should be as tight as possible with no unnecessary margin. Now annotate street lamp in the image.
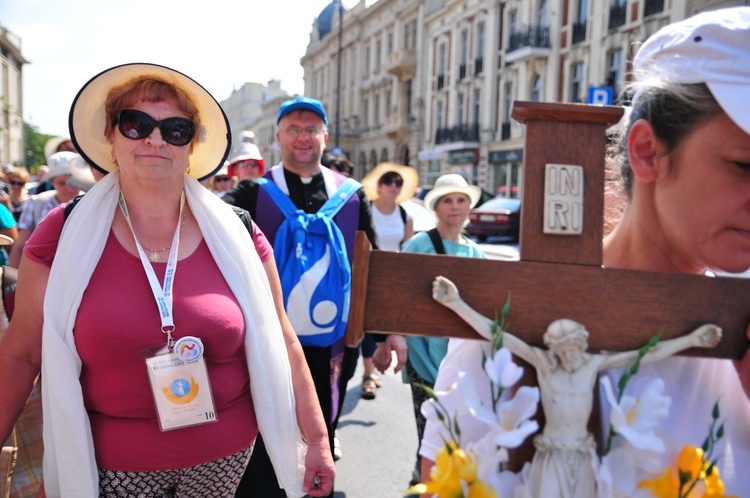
[335,0,344,148]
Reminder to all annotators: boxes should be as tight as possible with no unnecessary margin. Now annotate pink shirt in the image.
[25,206,273,471]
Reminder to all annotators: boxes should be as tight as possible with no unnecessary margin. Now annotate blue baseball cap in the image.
[277,97,328,126]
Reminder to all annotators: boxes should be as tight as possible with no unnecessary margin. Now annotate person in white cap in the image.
[227,143,265,182]
[416,6,750,495]
[8,151,82,268]
[598,7,750,494]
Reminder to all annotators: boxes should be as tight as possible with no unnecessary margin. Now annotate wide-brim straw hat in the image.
[66,154,97,192]
[423,173,482,213]
[362,162,419,204]
[69,63,231,182]
[44,136,73,162]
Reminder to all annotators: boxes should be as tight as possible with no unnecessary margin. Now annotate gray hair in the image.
[608,82,723,198]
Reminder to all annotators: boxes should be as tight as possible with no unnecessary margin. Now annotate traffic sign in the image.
[587,86,613,106]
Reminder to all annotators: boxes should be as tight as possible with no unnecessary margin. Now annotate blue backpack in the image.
[257,177,362,347]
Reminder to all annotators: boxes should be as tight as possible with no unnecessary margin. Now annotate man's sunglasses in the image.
[382,177,403,187]
[214,176,232,182]
[117,109,195,147]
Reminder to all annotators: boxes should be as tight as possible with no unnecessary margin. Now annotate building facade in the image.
[0,24,27,166]
[219,79,290,159]
[300,0,745,193]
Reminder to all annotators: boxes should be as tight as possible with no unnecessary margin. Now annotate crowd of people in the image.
[0,6,749,497]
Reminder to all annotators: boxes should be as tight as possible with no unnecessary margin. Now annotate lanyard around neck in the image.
[118,191,185,351]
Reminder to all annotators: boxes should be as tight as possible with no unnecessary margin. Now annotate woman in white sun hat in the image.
[375,172,487,487]
[0,63,332,497]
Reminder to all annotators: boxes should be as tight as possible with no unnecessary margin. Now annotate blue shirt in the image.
[401,231,486,383]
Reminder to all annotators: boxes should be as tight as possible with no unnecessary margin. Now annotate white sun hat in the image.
[632,6,750,134]
[423,173,482,214]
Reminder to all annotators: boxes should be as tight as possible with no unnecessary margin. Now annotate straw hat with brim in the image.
[42,151,79,182]
[362,162,419,204]
[44,137,73,163]
[423,174,482,213]
[69,63,231,182]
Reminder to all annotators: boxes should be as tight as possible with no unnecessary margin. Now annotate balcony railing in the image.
[474,57,484,75]
[437,74,445,90]
[572,20,587,44]
[609,3,626,29]
[501,122,512,141]
[645,0,665,16]
[508,25,550,53]
[435,122,480,144]
[459,63,467,80]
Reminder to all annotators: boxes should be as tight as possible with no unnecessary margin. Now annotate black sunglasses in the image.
[9,180,26,186]
[117,109,195,146]
[382,177,403,187]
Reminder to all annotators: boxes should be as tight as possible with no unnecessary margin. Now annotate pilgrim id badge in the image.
[142,344,218,431]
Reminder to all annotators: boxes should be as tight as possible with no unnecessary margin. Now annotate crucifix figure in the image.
[431,275,722,498]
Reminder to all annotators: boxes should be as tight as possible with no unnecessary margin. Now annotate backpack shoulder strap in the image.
[427,228,446,255]
[257,177,300,219]
[399,205,407,224]
[319,178,362,219]
[230,205,254,240]
[63,195,85,220]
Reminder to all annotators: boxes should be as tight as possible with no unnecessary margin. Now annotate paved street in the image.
[332,360,418,498]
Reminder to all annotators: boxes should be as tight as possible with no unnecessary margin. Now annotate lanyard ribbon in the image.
[118,191,185,351]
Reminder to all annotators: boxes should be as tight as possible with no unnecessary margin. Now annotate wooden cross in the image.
[345,100,750,465]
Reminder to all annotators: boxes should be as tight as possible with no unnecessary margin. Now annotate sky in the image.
[1,0,358,138]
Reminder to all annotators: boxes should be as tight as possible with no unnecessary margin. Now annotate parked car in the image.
[466,197,522,242]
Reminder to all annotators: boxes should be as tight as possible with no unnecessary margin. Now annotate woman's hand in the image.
[373,335,408,374]
[302,439,335,497]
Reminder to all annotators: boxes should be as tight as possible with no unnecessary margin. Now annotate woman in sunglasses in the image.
[5,168,30,222]
[0,64,332,497]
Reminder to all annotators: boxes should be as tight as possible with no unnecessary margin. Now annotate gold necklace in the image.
[141,212,187,262]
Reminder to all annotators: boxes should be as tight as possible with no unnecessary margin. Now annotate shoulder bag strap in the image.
[427,228,446,255]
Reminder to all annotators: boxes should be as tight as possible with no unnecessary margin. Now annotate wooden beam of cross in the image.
[346,101,750,358]
[345,101,750,470]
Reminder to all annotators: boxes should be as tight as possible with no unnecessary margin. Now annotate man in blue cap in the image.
[224,97,384,498]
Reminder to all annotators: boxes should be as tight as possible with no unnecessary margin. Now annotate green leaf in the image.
[716,423,725,440]
[712,401,720,420]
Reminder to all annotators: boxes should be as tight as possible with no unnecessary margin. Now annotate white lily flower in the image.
[601,376,670,452]
[483,347,524,389]
[595,447,656,498]
[468,386,540,449]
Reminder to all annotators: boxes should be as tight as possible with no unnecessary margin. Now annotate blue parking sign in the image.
[588,86,613,105]
[330,146,345,156]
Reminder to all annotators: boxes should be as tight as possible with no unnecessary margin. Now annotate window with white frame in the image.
[607,48,623,99]
[503,82,513,123]
[477,23,485,59]
[531,75,542,101]
[458,92,465,125]
[570,62,584,103]
[473,89,481,125]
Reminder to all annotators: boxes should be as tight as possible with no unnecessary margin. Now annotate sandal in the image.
[361,376,377,400]
[369,373,383,388]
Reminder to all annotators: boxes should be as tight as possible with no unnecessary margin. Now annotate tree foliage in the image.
[24,122,52,173]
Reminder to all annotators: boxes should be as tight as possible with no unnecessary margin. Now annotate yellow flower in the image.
[677,445,705,481]
[467,479,498,498]
[404,442,497,498]
[639,445,737,498]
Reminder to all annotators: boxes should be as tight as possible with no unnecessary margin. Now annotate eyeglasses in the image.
[381,177,403,187]
[214,176,232,182]
[236,160,260,169]
[117,109,195,146]
[282,126,325,137]
[9,180,25,187]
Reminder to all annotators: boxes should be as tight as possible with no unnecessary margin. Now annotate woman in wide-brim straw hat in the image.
[0,63,333,497]
[359,163,418,400]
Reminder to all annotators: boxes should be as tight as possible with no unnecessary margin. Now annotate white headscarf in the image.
[41,169,306,497]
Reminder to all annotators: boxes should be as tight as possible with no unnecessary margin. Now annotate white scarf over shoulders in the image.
[41,170,306,497]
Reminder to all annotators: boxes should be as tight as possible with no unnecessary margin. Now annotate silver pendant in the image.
[149,251,160,262]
